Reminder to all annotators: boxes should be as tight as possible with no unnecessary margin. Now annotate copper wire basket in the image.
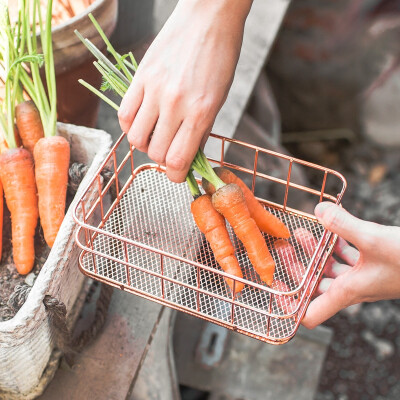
[73,132,347,345]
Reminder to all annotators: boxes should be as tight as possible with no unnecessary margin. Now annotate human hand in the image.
[118,0,252,183]
[301,202,400,329]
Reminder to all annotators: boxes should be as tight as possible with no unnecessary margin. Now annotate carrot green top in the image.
[0,0,56,148]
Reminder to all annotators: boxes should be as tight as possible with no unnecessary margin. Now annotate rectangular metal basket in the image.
[73,132,346,345]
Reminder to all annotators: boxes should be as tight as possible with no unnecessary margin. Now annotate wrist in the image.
[177,0,253,24]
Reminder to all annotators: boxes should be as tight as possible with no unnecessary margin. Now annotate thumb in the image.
[314,202,368,249]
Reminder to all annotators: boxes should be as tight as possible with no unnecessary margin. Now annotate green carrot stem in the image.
[42,0,57,137]
[186,170,201,199]
[78,79,120,111]
[128,52,138,70]
[88,13,133,81]
[94,61,127,97]
[0,112,7,138]
[24,0,50,121]
[191,149,225,190]
[75,30,130,86]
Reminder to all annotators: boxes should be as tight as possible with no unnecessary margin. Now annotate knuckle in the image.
[165,89,182,108]
[148,148,166,164]
[118,108,131,130]
[166,154,189,173]
[193,96,216,117]
[301,318,317,330]
[324,207,347,231]
[334,276,357,306]
[128,133,147,151]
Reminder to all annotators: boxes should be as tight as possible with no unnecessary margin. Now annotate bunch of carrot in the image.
[0,0,70,275]
[75,14,291,294]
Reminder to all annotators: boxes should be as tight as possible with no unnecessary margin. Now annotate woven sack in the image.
[0,122,112,398]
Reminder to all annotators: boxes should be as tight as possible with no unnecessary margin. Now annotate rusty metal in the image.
[73,132,347,345]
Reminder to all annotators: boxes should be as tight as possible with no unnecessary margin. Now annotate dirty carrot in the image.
[202,167,290,238]
[0,148,38,274]
[191,151,276,286]
[34,136,70,247]
[15,100,44,153]
[274,239,305,286]
[22,0,68,247]
[0,1,39,274]
[186,171,244,294]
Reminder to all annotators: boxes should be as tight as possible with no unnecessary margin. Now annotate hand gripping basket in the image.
[73,133,346,345]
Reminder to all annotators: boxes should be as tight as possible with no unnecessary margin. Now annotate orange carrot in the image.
[212,183,275,286]
[0,178,3,260]
[34,136,70,248]
[15,100,44,154]
[202,167,290,239]
[191,194,244,294]
[274,239,305,286]
[0,148,38,274]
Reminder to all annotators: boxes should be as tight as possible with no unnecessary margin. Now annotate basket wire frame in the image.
[73,132,346,345]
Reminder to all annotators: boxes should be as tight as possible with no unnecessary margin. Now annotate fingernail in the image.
[315,202,334,221]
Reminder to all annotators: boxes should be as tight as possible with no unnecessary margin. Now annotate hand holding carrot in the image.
[118,0,253,183]
[301,202,400,329]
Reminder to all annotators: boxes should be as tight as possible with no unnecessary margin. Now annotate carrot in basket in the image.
[186,171,244,294]
[34,136,70,248]
[212,183,275,286]
[15,100,44,154]
[192,151,276,286]
[0,148,39,274]
[202,167,290,239]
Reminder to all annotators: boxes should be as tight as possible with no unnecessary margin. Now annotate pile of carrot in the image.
[0,0,70,275]
[191,150,291,289]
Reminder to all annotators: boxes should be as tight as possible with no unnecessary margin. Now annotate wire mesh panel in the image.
[74,132,346,344]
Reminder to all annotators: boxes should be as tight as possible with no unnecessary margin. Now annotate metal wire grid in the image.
[74,132,346,344]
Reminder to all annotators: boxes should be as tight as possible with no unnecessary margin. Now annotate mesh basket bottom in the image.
[80,167,327,343]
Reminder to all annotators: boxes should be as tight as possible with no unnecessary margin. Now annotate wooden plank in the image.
[207,0,291,159]
[40,289,163,400]
[127,308,180,400]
